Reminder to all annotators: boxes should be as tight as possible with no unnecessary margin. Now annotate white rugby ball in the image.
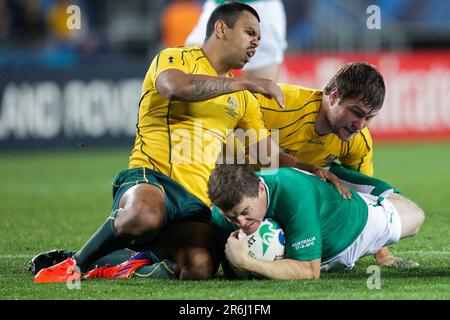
[231,218,285,279]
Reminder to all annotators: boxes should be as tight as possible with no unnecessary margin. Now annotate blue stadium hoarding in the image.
[0,64,147,150]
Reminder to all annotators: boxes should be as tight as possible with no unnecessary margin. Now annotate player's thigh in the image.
[114,184,165,233]
[387,194,425,238]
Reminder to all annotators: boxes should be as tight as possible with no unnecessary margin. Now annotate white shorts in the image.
[185,0,287,70]
[321,193,402,271]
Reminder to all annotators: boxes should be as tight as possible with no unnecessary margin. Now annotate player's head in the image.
[204,2,261,70]
[208,164,266,234]
[323,62,385,141]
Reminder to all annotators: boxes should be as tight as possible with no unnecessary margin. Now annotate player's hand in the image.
[311,165,352,199]
[245,78,285,109]
[225,230,250,269]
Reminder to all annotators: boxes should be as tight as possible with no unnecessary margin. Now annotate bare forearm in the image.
[157,70,250,101]
[241,258,320,280]
[187,76,243,101]
[279,151,318,173]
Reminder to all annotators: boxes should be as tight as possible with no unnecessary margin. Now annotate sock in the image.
[87,249,135,270]
[132,259,177,279]
[73,210,131,273]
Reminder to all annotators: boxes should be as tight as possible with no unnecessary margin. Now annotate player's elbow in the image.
[292,260,321,280]
[155,70,187,100]
[300,268,320,280]
[156,81,179,100]
[311,268,321,280]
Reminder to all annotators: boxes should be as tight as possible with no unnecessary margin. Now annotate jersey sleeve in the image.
[149,47,193,85]
[236,92,271,143]
[341,128,374,176]
[284,199,323,261]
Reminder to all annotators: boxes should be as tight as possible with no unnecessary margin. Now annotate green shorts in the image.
[111,167,211,225]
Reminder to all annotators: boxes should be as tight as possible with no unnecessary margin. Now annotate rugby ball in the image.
[231,218,285,279]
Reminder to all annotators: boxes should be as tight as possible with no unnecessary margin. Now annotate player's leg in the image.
[34,168,167,283]
[329,163,421,267]
[386,193,425,239]
[321,192,420,271]
[85,221,220,280]
[150,221,220,280]
[83,171,220,281]
[72,183,165,272]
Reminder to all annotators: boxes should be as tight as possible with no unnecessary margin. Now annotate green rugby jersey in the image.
[211,168,368,261]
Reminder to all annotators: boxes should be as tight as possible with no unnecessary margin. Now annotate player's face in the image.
[327,90,378,141]
[223,182,266,235]
[223,11,261,69]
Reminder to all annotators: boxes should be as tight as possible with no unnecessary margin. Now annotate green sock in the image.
[132,259,177,279]
[73,210,130,273]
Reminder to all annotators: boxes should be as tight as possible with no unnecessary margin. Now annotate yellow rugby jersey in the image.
[129,45,269,206]
[258,84,374,176]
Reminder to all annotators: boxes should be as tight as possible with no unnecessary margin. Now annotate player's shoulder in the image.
[158,45,203,60]
[350,127,373,150]
[267,83,322,112]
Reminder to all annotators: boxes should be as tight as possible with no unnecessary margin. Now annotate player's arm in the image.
[253,136,352,199]
[156,69,285,107]
[225,231,320,280]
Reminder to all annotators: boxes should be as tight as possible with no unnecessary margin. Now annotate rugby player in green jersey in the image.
[208,164,425,279]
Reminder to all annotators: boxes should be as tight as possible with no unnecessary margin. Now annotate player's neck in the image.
[201,43,230,76]
[315,99,333,136]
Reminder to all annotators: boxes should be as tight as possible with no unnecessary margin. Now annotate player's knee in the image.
[115,203,164,237]
[180,249,215,280]
[411,206,425,236]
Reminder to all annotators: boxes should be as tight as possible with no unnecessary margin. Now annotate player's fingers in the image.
[272,86,285,109]
[326,173,351,199]
[335,180,352,200]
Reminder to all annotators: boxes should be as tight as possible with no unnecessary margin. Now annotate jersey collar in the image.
[259,176,270,215]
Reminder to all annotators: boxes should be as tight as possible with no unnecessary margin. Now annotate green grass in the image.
[1,142,449,300]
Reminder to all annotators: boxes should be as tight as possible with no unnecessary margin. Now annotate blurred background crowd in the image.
[0,0,449,68]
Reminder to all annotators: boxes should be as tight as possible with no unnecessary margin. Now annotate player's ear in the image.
[329,87,340,106]
[215,20,227,39]
[258,181,265,196]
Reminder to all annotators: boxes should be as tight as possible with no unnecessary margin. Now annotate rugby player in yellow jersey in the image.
[33,2,350,283]
[257,62,418,267]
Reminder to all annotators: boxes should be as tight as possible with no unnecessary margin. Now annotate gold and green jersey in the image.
[257,84,374,176]
[129,45,269,206]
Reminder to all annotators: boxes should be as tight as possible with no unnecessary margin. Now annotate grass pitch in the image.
[0,142,449,300]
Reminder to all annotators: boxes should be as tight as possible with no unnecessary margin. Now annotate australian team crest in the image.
[225,96,239,118]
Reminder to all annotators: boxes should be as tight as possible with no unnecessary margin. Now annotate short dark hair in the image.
[208,164,260,212]
[205,1,260,41]
[323,62,385,112]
